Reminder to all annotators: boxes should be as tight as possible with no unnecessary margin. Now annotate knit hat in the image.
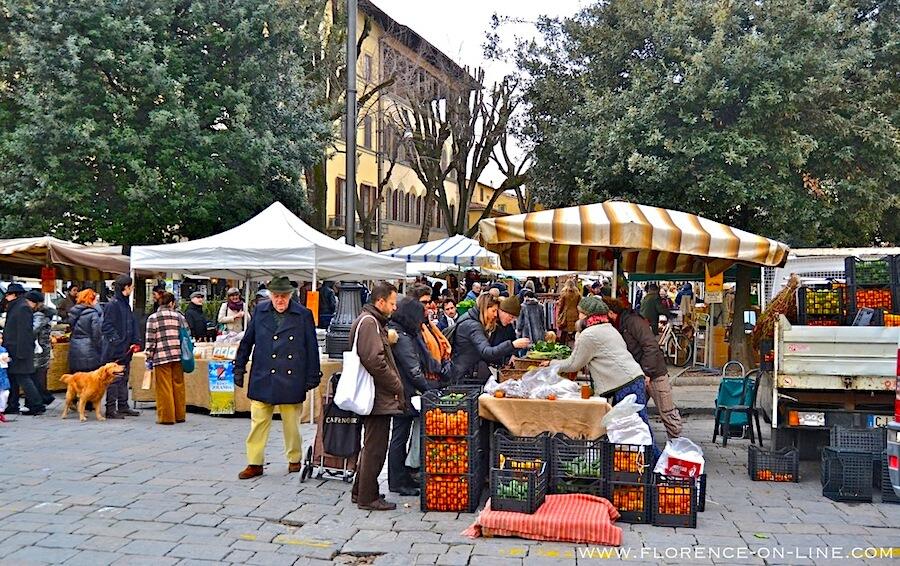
[578,295,608,315]
[24,290,44,304]
[268,276,292,294]
[499,296,521,317]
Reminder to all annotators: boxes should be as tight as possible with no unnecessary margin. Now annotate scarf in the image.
[227,299,244,313]
[421,322,451,380]
[584,313,610,329]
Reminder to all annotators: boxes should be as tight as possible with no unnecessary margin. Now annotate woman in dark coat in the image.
[449,294,530,384]
[67,289,104,373]
[386,297,440,495]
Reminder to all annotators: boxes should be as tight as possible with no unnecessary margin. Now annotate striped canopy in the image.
[382,234,501,268]
[478,201,790,275]
[0,237,131,280]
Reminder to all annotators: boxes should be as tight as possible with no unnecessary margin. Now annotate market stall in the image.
[478,395,611,438]
[0,236,130,280]
[382,234,501,268]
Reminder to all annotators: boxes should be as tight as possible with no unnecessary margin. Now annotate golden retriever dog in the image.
[60,363,125,422]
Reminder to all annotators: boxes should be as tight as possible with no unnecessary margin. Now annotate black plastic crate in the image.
[492,429,551,469]
[845,256,893,287]
[490,462,548,514]
[821,447,874,502]
[422,436,481,475]
[848,287,895,317]
[606,442,652,483]
[880,451,900,504]
[607,480,650,524]
[550,433,605,492]
[553,477,605,496]
[651,474,698,528]
[748,445,800,482]
[797,287,843,321]
[759,340,774,371]
[892,255,900,287]
[830,426,886,454]
[420,466,485,513]
[421,387,480,437]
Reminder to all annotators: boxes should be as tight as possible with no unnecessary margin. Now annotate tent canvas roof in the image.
[382,234,500,267]
[0,237,130,280]
[130,202,406,281]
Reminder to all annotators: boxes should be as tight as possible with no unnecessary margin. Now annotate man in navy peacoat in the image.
[234,276,321,480]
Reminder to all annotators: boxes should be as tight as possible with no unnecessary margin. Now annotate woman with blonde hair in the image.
[556,277,581,345]
[67,289,104,373]
[449,294,530,383]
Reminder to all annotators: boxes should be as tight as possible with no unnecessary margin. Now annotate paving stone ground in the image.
[0,390,898,565]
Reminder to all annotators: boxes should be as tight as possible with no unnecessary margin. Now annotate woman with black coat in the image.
[67,289,104,373]
[386,297,441,496]
[449,294,530,384]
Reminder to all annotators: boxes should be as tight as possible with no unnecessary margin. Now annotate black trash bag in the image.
[323,400,362,458]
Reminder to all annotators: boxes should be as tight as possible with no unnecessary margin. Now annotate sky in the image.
[371,0,590,185]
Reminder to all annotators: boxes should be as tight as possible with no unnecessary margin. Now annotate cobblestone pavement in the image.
[0,396,898,566]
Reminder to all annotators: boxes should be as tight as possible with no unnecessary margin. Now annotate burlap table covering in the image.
[129,353,341,420]
[478,395,611,439]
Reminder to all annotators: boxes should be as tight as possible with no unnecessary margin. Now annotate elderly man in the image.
[464,282,481,301]
[235,276,321,480]
[350,282,404,510]
[184,291,210,341]
[3,283,45,415]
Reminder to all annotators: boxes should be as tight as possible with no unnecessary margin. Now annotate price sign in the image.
[705,266,724,304]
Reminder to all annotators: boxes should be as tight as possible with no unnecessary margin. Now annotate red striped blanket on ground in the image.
[462,494,622,546]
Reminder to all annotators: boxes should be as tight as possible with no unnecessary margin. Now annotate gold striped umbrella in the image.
[0,237,130,280]
[478,201,790,275]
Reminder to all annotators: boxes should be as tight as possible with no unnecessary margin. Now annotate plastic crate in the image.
[420,471,484,513]
[490,462,548,514]
[759,340,774,371]
[830,426,886,454]
[697,474,707,512]
[881,452,900,504]
[821,447,874,502]
[421,387,480,437]
[748,445,800,482]
[845,257,892,287]
[607,480,650,524]
[492,429,551,468]
[848,287,894,316]
[798,287,843,319]
[606,442,652,483]
[422,436,482,475]
[550,434,606,492]
[651,474,698,528]
[553,477,605,496]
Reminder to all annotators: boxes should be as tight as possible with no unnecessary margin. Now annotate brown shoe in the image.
[351,492,384,504]
[238,465,264,480]
[358,498,396,511]
[287,462,302,474]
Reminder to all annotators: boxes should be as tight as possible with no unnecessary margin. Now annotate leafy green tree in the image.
[516,0,899,247]
[0,0,331,244]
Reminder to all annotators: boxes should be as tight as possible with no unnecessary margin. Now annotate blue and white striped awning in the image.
[382,235,501,268]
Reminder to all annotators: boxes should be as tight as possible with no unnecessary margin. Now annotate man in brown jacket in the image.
[605,297,683,438]
[349,282,405,510]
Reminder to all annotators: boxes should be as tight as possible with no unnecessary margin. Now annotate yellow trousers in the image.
[245,400,302,466]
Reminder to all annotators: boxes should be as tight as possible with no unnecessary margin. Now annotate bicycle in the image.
[658,320,694,367]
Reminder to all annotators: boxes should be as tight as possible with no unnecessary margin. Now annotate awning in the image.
[0,237,131,280]
[382,234,501,268]
[479,201,790,276]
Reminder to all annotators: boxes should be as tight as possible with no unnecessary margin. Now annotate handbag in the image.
[179,326,195,373]
[323,392,362,458]
[334,315,376,415]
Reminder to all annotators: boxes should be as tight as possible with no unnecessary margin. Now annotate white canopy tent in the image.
[130,202,407,282]
[381,234,501,268]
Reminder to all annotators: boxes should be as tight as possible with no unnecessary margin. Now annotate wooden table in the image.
[128,353,342,420]
[478,394,612,439]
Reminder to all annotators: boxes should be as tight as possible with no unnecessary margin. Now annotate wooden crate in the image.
[47,342,70,392]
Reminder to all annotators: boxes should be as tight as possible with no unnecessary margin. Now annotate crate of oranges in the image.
[422,387,480,437]
[423,437,480,475]
[607,481,650,523]
[421,472,482,512]
[605,442,651,483]
[884,311,900,327]
[748,445,799,483]
[852,288,893,311]
[651,474,698,528]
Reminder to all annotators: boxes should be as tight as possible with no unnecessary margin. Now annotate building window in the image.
[498,204,507,212]
[360,184,376,219]
[449,204,456,226]
[362,115,373,150]
[391,190,400,221]
[415,196,422,224]
[435,204,442,229]
[363,54,373,82]
[335,178,345,218]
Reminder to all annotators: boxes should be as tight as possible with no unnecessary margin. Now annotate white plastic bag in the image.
[334,316,376,415]
[601,393,652,445]
[483,375,501,395]
[653,437,705,477]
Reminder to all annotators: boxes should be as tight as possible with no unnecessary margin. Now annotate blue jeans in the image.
[611,377,661,461]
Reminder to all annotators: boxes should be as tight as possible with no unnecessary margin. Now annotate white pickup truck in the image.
[768,316,899,458]
[886,333,900,497]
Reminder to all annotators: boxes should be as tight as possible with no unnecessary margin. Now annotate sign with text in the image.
[705,267,724,304]
[208,360,235,415]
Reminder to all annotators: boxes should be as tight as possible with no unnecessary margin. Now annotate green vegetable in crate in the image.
[526,341,573,360]
[497,479,529,500]
[456,299,476,315]
[562,456,602,478]
[854,260,889,285]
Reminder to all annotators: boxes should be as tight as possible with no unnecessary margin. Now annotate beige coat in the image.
[554,322,644,396]
[556,290,581,332]
[218,302,250,333]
